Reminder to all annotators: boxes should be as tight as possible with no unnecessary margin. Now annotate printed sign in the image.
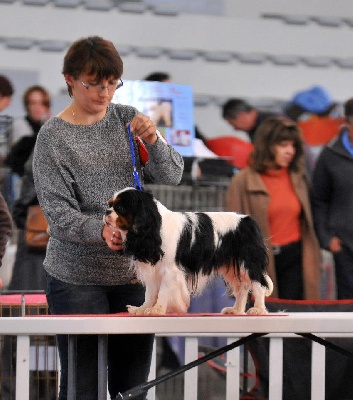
[112,80,195,156]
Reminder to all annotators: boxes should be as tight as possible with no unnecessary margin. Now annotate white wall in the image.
[1,0,353,138]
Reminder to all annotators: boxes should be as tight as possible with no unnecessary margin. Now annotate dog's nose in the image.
[106,209,112,216]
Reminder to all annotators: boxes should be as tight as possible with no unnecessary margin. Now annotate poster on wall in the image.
[112,80,195,156]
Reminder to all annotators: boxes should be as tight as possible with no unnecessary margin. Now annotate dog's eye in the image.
[114,203,127,215]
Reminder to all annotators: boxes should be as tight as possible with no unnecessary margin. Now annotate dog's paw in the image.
[143,305,166,315]
[127,304,167,315]
[221,306,246,315]
[246,307,268,315]
[126,305,147,315]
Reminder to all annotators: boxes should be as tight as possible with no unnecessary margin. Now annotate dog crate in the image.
[144,183,228,212]
[0,292,58,400]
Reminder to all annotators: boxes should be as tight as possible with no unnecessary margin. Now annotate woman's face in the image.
[66,72,119,115]
[26,90,49,122]
[273,140,296,168]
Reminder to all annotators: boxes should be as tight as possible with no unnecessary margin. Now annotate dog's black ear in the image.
[123,190,164,265]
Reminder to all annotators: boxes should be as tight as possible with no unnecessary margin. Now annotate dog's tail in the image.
[232,215,269,289]
[264,274,273,296]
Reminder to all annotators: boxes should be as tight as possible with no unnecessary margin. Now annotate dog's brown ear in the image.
[122,190,164,265]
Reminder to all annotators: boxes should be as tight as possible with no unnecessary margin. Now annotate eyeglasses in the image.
[78,79,123,93]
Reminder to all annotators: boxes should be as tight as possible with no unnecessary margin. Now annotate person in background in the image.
[5,85,51,178]
[8,151,46,290]
[222,97,316,180]
[227,116,320,300]
[144,71,170,82]
[222,98,277,143]
[0,75,14,288]
[311,98,353,299]
[0,194,11,289]
[0,75,15,209]
[32,36,183,400]
[4,85,50,213]
[2,85,51,292]
[0,75,14,112]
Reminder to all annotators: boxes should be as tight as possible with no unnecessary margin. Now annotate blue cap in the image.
[292,85,333,113]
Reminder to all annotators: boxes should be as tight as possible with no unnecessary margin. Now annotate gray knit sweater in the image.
[33,103,184,285]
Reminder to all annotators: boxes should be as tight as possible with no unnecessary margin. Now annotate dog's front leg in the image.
[127,283,159,315]
[127,265,160,315]
[146,266,189,315]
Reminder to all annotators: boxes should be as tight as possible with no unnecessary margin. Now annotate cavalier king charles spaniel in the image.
[106,188,273,315]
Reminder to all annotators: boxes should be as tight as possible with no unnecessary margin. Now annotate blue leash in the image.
[127,124,143,190]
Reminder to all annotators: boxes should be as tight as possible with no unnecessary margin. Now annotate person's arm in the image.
[310,151,335,250]
[122,106,184,185]
[143,136,184,185]
[0,193,12,266]
[33,126,104,244]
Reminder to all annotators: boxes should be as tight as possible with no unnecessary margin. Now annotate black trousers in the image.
[333,244,353,299]
[274,241,303,300]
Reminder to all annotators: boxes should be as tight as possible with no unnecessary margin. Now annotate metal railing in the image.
[1,312,353,399]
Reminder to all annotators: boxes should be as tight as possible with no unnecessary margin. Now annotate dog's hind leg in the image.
[246,280,271,315]
[221,280,250,315]
[246,275,273,315]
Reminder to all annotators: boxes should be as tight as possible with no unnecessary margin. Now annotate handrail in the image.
[1,312,353,335]
[1,313,353,400]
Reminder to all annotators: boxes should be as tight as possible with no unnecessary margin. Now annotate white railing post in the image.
[225,337,240,400]
[147,337,157,400]
[311,340,326,400]
[269,337,283,400]
[184,337,198,400]
[16,335,30,400]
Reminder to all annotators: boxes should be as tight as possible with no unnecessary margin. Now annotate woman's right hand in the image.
[101,224,123,251]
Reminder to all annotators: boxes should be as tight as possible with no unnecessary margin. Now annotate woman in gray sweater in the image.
[33,36,183,400]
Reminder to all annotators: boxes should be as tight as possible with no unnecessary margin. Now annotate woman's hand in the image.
[102,223,123,251]
[130,114,157,145]
[329,236,342,253]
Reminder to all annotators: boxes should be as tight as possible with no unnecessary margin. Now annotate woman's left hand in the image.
[130,114,157,145]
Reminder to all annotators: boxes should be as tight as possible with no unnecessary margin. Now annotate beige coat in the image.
[227,167,320,299]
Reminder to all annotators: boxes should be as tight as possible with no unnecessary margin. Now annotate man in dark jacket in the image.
[311,97,353,299]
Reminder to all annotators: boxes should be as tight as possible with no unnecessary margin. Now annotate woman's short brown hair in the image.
[23,85,51,110]
[62,36,123,96]
[250,116,304,173]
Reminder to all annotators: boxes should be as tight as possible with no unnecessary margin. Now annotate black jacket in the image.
[12,153,38,229]
[4,135,36,176]
[311,127,353,252]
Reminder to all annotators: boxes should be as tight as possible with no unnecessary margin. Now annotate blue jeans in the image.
[46,274,154,400]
